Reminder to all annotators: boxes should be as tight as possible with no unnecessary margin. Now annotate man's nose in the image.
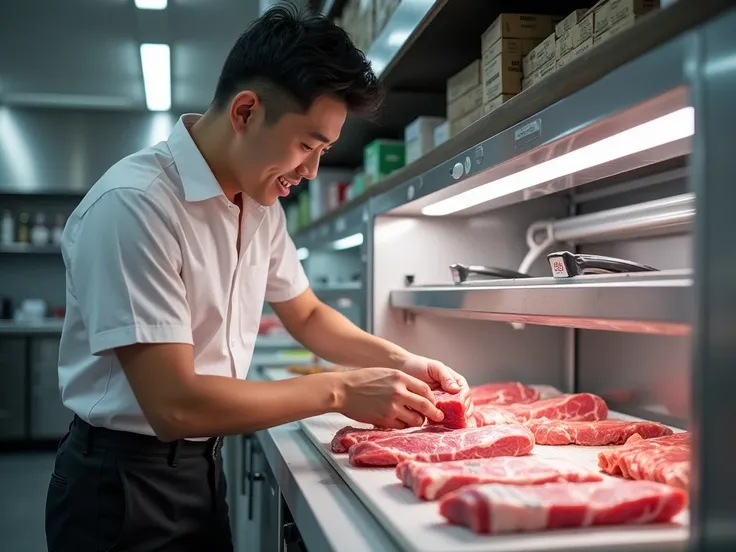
[297,153,320,181]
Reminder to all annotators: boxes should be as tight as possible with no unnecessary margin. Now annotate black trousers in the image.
[45,416,233,552]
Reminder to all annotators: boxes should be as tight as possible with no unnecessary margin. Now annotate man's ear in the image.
[230,90,259,132]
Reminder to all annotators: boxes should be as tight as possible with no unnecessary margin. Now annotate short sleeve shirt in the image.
[57,114,309,436]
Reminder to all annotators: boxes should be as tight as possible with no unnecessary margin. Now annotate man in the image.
[45,5,467,552]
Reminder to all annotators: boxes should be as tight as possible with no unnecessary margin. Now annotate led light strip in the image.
[421,107,695,216]
[333,233,364,250]
[135,0,167,9]
[140,43,171,112]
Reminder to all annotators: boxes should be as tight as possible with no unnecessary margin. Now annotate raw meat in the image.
[527,419,673,446]
[331,426,420,453]
[474,393,609,426]
[598,432,690,490]
[348,424,534,467]
[396,456,603,500]
[529,384,563,399]
[470,382,540,405]
[429,388,473,429]
[439,479,687,534]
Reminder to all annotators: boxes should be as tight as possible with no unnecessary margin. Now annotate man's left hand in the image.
[400,354,468,394]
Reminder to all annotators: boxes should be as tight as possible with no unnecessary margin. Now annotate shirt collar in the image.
[167,113,224,203]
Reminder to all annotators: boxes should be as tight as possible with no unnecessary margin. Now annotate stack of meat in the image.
[328,380,689,534]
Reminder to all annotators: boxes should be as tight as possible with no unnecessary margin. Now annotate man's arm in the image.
[270,287,409,369]
[116,342,443,441]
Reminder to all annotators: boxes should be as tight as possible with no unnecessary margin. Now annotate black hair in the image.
[212,3,383,123]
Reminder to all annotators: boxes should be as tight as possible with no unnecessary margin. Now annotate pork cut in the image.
[330,426,428,453]
[470,382,540,405]
[348,424,534,467]
[429,388,473,429]
[527,419,673,446]
[598,432,690,490]
[439,479,687,534]
[474,393,609,426]
[396,456,603,500]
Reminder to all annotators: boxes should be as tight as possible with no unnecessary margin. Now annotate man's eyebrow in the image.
[307,131,335,145]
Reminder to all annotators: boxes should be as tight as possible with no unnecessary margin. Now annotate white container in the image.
[404,116,446,164]
[31,213,50,246]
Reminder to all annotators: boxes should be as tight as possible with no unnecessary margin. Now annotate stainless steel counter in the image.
[0,319,64,335]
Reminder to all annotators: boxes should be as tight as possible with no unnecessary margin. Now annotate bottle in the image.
[1,210,14,245]
[51,214,66,246]
[16,212,30,243]
[31,212,50,246]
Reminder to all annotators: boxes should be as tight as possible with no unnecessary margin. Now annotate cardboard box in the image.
[556,29,574,59]
[484,38,540,63]
[522,59,557,90]
[483,93,515,115]
[309,168,353,220]
[363,139,405,186]
[596,0,657,36]
[433,121,450,147]
[595,13,640,44]
[404,117,446,164]
[556,9,588,37]
[556,37,594,69]
[450,108,482,137]
[575,36,595,57]
[572,12,594,47]
[447,60,481,103]
[447,85,482,121]
[481,13,554,53]
[482,51,523,103]
[523,32,556,76]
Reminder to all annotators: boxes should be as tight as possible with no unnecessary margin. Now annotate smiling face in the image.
[225,91,346,205]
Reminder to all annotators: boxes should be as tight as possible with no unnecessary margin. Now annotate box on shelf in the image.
[522,32,556,76]
[572,11,595,47]
[482,51,523,103]
[522,59,557,90]
[449,108,481,137]
[557,36,594,69]
[363,139,405,186]
[309,168,353,221]
[556,29,574,59]
[447,85,482,121]
[347,172,367,201]
[298,191,311,227]
[484,38,540,63]
[405,116,446,164]
[595,12,642,44]
[555,9,588,37]
[446,60,481,103]
[483,93,515,115]
[595,0,658,37]
[481,13,554,54]
[433,121,450,147]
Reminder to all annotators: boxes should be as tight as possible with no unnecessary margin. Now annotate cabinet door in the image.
[30,337,72,439]
[0,337,28,439]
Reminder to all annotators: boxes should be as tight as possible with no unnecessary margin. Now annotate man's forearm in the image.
[162,372,342,439]
[292,303,410,369]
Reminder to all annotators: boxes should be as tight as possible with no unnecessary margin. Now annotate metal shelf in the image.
[390,270,692,335]
[0,243,61,254]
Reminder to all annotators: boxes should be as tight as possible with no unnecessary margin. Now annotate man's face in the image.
[228,93,346,206]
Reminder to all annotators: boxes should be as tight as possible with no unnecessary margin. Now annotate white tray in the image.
[299,412,688,552]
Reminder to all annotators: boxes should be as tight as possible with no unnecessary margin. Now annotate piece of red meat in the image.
[348,424,534,467]
[470,382,540,405]
[474,393,609,426]
[527,419,673,446]
[429,388,473,429]
[330,426,426,453]
[396,456,603,500]
[598,432,690,490]
[439,479,687,534]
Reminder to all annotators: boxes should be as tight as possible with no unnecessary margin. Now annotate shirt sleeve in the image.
[66,188,193,355]
[264,203,310,303]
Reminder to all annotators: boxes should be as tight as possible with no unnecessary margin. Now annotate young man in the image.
[45,5,467,552]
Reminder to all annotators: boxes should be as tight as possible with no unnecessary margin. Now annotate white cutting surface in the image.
[297,412,689,552]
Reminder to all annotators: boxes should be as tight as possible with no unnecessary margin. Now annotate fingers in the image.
[395,406,426,428]
[403,374,436,404]
[400,388,444,423]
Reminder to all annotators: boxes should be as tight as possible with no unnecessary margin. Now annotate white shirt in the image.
[58,114,309,436]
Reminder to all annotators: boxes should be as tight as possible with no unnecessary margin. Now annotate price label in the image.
[549,256,569,278]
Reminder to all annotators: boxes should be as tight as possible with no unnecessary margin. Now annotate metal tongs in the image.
[546,251,658,278]
[450,263,531,284]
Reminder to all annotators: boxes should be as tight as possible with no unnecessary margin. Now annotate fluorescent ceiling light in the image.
[140,43,171,112]
[333,233,363,250]
[135,0,167,9]
[387,30,410,47]
[296,247,309,261]
[421,107,695,216]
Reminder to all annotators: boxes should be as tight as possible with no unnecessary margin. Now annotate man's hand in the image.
[336,368,445,429]
[400,354,469,394]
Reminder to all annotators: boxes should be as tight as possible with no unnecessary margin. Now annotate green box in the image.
[363,139,405,186]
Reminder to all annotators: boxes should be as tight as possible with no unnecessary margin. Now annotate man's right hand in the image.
[334,368,445,429]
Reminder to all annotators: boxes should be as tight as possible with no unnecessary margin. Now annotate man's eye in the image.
[302,144,314,152]
[320,149,330,157]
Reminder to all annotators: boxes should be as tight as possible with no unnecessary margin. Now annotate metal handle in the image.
[450,263,530,283]
[547,251,658,278]
[247,470,264,521]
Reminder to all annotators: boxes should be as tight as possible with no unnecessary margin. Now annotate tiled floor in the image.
[0,452,55,552]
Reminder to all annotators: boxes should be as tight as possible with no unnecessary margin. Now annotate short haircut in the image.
[212,3,383,124]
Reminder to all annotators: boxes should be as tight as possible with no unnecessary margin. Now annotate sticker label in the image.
[514,118,542,147]
[549,256,569,278]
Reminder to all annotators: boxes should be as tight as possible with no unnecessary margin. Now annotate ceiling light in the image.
[333,233,363,250]
[135,0,168,9]
[421,107,695,216]
[140,43,171,111]
[296,247,309,261]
